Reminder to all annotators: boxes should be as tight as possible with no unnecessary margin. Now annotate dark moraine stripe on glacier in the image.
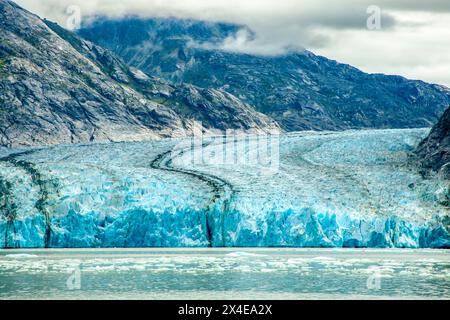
[0,173,16,248]
[138,136,449,249]
[0,133,449,249]
[150,140,237,247]
[0,149,54,248]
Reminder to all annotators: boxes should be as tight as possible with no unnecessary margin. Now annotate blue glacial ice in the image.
[0,129,449,248]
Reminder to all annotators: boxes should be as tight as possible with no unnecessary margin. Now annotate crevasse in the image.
[0,129,449,248]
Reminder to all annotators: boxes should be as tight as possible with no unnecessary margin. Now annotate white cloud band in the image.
[13,0,450,87]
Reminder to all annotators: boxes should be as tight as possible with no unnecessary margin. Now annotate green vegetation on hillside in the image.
[0,58,6,78]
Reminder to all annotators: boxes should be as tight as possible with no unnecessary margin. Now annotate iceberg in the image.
[0,129,449,248]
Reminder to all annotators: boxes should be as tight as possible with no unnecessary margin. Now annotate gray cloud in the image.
[12,0,450,87]
[10,1,410,33]
[377,0,450,13]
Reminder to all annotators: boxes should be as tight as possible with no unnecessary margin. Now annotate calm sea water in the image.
[0,249,448,300]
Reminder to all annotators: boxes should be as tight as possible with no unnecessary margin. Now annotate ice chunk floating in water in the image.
[0,129,449,248]
[1,249,448,300]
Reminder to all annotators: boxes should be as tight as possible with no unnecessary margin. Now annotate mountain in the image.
[1,1,448,149]
[416,106,450,179]
[0,0,277,147]
[79,17,450,131]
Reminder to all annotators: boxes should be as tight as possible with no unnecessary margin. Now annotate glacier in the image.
[0,129,449,248]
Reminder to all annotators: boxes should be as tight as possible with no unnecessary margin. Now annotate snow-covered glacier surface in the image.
[0,129,449,248]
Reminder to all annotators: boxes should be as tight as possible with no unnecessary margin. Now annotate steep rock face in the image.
[416,106,450,178]
[79,17,450,131]
[0,1,278,147]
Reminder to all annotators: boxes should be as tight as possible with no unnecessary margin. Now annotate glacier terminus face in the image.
[0,129,449,249]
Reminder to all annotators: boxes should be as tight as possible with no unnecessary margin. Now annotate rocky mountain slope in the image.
[0,0,277,147]
[79,17,450,131]
[416,106,450,178]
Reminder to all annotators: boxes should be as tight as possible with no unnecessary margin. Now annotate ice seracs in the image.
[0,129,449,248]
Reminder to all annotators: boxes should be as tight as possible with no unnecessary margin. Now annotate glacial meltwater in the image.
[0,249,448,300]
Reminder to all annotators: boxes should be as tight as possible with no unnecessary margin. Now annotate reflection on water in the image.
[0,249,448,300]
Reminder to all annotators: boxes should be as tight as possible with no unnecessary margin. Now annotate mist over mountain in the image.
[79,17,450,132]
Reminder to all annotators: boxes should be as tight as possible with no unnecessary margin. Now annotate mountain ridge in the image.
[1,1,449,148]
[79,17,450,131]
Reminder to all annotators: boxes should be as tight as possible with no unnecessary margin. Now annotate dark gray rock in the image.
[0,0,278,147]
[416,106,450,178]
[79,17,450,132]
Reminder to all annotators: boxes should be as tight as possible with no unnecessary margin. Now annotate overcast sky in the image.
[15,0,450,87]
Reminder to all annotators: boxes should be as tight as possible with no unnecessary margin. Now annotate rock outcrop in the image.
[416,106,450,178]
